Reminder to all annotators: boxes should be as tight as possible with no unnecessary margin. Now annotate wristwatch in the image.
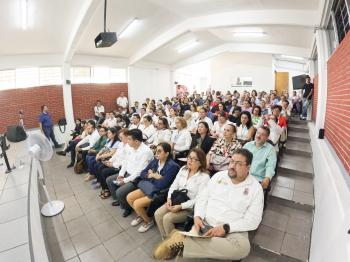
[223,224,230,234]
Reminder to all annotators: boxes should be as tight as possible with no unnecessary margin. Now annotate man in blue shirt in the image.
[243,126,277,206]
[39,105,61,148]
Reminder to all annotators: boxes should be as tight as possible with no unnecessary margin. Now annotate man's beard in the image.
[228,169,237,179]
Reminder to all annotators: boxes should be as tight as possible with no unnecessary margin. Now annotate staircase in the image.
[244,117,314,262]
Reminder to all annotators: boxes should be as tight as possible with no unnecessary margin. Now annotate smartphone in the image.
[199,222,213,235]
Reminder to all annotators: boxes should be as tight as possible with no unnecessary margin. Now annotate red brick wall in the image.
[325,32,350,174]
[71,83,128,119]
[312,75,319,122]
[0,85,65,133]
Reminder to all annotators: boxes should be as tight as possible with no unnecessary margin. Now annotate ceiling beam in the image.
[63,0,102,63]
[129,9,320,65]
[171,43,311,70]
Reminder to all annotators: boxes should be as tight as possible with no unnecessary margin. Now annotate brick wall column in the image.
[315,29,330,134]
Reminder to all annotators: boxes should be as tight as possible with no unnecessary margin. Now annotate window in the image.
[0,70,15,90]
[39,67,62,86]
[91,67,110,83]
[110,68,127,83]
[333,0,350,43]
[71,67,91,84]
[16,68,39,88]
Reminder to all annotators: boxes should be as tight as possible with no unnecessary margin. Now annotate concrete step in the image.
[288,124,309,133]
[289,118,310,126]
[250,202,312,262]
[277,153,313,178]
[284,141,312,157]
[287,131,310,143]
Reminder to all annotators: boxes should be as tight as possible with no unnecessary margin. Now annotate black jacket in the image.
[191,134,216,154]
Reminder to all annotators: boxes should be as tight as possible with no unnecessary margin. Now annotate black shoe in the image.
[55,144,64,149]
[112,201,120,206]
[67,163,74,168]
[56,151,66,156]
[122,209,132,217]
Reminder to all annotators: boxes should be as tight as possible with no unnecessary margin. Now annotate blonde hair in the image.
[176,117,187,129]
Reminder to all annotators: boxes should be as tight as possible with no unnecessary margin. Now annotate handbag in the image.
[58,118,67,133]
[138,180,158,197]
[210,154,231,171]
[74,153,84,174]
[171,189,190,206]
[146,188,169,217]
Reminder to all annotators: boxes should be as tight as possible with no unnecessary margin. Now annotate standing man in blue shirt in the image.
[39,105,61,148]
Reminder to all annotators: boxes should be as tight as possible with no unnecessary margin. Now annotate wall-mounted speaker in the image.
[318,128,325,139]
[66,80,71,85]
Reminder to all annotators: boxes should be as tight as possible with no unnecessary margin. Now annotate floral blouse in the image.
[209,137,242,157]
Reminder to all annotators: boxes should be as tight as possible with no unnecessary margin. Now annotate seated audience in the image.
[57,120,86,156]
[85,127,120,182]
[211,111,230,138]
[241,100,252,113]
[153,148,263,261]
[251,105,262,127]
[155,148,210,239]
[183,110,196,132]
[171,117,192,158]
[107,129,154,217]
[126,143,180,233]
[97,129,129,198]
[191,121,216,154]
[129,113,143,130]
[94,100,105,122]
[192,108,213,133]
[142,115,156,144]
[236,111,255,144]
[102,112,117,128]
[207,123,241,172]
[152,118,172,147]
[167,107,178,129]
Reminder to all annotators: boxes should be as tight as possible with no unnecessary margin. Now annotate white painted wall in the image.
[210,52,274,93]
[128,63,173,104]
[308,123,350,262]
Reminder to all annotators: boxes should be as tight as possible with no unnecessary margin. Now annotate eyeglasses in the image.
[155,149,164,154]
[229,160,247,167]
[187,156,199,162]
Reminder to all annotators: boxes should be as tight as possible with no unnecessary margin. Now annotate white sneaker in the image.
[130,216,143,227]
[138,221,154,233]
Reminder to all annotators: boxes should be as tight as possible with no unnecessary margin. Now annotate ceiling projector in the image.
[95,32,117,48]
[94,0,116,48]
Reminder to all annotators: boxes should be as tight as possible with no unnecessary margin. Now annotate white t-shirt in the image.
[117,96,128,108]
[94,105,105,117]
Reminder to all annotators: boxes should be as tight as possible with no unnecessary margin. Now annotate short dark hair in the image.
[272,105,282,112]
[41,105,47,111]
[87,119,96,128]
[143,115,153,123]
[234,148,253,165]
[189,148,207,172]
[99,126,108,132]
[126,129,143,142]
[259,126,270,137]
[253,105,262,116]
[132,114,141,120]
[158,117,170,129]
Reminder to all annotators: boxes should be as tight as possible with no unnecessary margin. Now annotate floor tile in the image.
[286,216,312,237]
[103,231,138,260]
[275,176,295,189]
[0,216,28,252]
[0,183,28,204]
[78,244,113,262]
[50,238,77,262]
[253,225,284,253]
[66,216,92,237]
[66,256,81,262]
[0,243,30,262]
[46,221,70,245]
[292,191,314,206]
[281,233,310,261]
[119,247,153,262]
[85,207,112,227]
[261,209,289,232]
[93,218,123,242]
[0,197,27,223]
[271,186,293,200]
[71,229,100,254]
[294,177,313,193]
[62,204,84,223]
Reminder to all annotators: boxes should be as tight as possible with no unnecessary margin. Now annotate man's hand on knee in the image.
[194,216,204,233]
[204,225,226,238]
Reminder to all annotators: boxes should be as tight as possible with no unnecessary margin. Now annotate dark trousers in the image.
[67,140,80,164]
[99,167,120,190]
[116,182,138,211]
[43,127,59,146]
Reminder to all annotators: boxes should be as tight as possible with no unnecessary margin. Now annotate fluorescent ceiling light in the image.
[232,31,267,37]
[177,40,199,53]
[21,0,28,30]
[280,55,305,61]
[119,18,139,39]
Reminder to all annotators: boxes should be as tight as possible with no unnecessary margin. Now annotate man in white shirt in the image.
[114,129,154,217]
[154,148,264,261]
[116,92,128,110]
[94,100,105,121]
[128,114,144,130]
[102,112,117,128]
[67,120,100,168]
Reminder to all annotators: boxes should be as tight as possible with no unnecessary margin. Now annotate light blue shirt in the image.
[243,141,277,182]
